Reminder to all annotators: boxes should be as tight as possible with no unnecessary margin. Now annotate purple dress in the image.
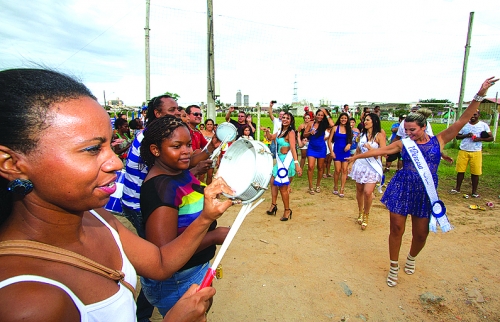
[381,136,441,218]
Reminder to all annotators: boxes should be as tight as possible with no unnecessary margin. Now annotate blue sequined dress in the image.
[381,136,441,218]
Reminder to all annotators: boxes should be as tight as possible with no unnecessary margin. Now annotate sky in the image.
[1,0,499,108]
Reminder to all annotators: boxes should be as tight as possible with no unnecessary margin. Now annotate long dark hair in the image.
[361,113,382,141]
[314,109,330,137]
[0,68,96,225]
[334,112,353,143]
[279,112,296,140]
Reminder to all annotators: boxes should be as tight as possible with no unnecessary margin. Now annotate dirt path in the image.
[119,179,500,321]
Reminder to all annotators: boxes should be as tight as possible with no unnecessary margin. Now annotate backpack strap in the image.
[0,240,136,296]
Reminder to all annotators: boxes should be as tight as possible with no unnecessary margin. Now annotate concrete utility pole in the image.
[145,0,151,102]
[457,12,474,118]
[206,0,216,121]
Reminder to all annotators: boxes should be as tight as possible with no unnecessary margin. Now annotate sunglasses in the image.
[191,112,202,117]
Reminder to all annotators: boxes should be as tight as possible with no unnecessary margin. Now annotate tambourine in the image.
[204,122,238,161]
[216,122,237,142]
[217,139,273,203]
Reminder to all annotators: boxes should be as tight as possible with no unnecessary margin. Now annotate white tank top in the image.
[0,210,137,322]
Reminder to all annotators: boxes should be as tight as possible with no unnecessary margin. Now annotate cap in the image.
[304,106,309,111]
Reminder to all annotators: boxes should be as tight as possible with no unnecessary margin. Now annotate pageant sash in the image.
[402,138,452,233]
[365,156,385,193]
[274,150,293,186]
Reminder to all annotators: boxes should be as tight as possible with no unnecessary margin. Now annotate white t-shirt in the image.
[458,121,491,152]
[396,120,434,138]
[272,118,282,135]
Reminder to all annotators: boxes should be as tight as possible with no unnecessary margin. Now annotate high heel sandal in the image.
[404,254,416,275]
[339,189,345,198]
[280,209,292,221]
[266,204,277,216]
[357,212,363,225]
[308,188,315,195]
[315,186,321,193]
[361,213,369,230]
[387,260,399,287]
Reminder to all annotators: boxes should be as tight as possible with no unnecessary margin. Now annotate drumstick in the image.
[197,198,265,290]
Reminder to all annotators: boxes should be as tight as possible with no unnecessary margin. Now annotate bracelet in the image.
[294,160,299,164]
[473,94,485,102]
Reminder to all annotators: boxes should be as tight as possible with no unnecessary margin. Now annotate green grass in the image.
[217,115,499,197]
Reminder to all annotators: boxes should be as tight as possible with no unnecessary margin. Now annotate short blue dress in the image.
[307,130,327,158]
[381,136,441,218]
[272,137,296,178]
[333,126,351,162]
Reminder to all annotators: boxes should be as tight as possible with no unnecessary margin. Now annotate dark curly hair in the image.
[334,112,353,144]
[0,68,96,225]
[140,115,189,168]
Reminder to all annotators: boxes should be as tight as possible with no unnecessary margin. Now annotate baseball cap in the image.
[304,106,309,111]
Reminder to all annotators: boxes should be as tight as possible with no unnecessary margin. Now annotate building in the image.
[243,94,249,107]
[236,90,242,107]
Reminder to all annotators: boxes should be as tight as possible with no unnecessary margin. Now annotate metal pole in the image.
[206,0,216,121]
[494,92,499,142]
[457,12,474,117]
[145,0,151,102]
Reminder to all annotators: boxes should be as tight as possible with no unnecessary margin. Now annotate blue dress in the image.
[381,136,441,218]
[272,137,296,178]
[307,130,327,158]
[333,126,351,162]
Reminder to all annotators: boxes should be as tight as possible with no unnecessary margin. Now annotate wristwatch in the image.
[473,94,485,102]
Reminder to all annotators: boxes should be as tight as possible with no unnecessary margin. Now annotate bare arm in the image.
[347,140,402,163]
[437,77,498,146]
[268,101,275,121]
[225,106,234,122]
[108,177,234,280]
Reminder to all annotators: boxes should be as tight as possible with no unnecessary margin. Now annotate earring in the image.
[7,178,34,196]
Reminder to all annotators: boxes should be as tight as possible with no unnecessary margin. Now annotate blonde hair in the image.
[405,108,432,127]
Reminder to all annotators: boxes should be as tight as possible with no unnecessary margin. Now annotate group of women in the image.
[0,67,496,322]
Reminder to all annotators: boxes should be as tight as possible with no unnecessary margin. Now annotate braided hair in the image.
[140,115,188,168]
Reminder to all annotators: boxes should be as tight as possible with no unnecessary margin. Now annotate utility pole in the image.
[206,0,216,121]
[145,0,151,102]
[457,12,474,118]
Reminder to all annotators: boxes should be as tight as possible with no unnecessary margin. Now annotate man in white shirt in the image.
[451,110,493,198]
[268,101,284,157]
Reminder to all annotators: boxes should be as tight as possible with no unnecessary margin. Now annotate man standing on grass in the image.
[451,109,493,198]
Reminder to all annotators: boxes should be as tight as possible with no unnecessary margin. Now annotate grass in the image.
[216,115,499,196]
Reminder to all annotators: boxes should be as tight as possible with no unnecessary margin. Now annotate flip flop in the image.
[469,205,486,211]
[463,194,470,199]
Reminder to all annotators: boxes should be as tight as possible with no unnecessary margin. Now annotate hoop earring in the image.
[7,178,34,196]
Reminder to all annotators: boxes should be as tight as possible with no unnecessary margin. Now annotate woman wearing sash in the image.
[347,77,497,287]
[348,113,386,230]
[263,112,302,221]
[303,108,334,194]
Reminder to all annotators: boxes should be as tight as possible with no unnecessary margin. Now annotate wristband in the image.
[294,160,299,164]
[473,94,485,102]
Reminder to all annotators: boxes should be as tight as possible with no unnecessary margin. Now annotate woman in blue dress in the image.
[347,77,497,287]
[328,112,353,198]
[263,112,302,221]
[303,108,334,194]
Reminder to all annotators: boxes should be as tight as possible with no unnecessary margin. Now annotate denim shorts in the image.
[140,262,209,317]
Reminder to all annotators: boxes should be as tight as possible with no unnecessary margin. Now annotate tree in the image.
[282,104,292,112]
[418,99,453,112]
[164,91,180,101]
